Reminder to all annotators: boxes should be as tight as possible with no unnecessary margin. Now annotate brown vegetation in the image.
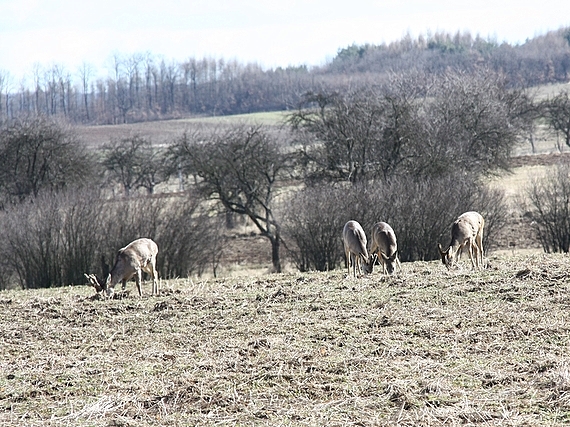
[2,253,570,426]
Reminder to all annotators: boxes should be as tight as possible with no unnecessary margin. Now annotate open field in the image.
[80,110,562,155]
[2,253,570,426]
[533,82,570,101]
[78,111,289,148]
[487,163,550,199]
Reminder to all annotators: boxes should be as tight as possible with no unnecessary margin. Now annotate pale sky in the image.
[1,0,569,83]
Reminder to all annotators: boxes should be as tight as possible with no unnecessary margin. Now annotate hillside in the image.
[77,112,288,149]
[2,253,570,426]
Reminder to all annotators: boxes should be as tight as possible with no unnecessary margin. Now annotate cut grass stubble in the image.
[2,253,570,426]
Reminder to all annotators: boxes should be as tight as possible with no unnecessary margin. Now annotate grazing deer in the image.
[438,211,485,270]
[85,238,159,297]
[369,221,401,275]
[343,220,377,277]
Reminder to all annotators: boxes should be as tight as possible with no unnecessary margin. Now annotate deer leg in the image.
[468,242,476,269]
[345,248,351,277]
[473,243,483,269]
[151,263,159,295]
[476,232,484,268]
[350,253,356,277]
[470,241,477,269]
[135,270,143,297]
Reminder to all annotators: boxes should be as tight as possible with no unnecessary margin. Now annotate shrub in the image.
[363,174,476,262]
[472,185,511,252]
[281,173,509,270]
[526,164,570,253]
[367,175,508,261]
[154,196,225,278]
[0,190,224,289]
[281,184,347,271]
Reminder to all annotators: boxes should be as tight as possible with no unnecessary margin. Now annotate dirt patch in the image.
[221,232,271,266]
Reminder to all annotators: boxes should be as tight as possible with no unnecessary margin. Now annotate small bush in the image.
[281,185,347,271]
[155,196,225,278]
[365,174,508,261]
[362,174,475,262]
[472,185,511,252]
[526,164,570,253]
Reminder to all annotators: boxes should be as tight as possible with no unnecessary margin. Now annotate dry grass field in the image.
[2,252,570,426]
[78,111,288,148]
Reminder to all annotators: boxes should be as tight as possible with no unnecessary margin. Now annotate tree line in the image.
[1,28,569,125]
[330,28,570,87]
[0,57,318,125]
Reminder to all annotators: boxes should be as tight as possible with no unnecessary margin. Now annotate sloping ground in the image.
[218,232,274,275]
[493,152,570,253]
[510,152,570,168]
[2,253,570,426]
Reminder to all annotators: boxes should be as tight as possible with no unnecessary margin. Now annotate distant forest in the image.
[1,27,569,124]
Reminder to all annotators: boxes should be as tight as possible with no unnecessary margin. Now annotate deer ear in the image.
[85,273,104,293]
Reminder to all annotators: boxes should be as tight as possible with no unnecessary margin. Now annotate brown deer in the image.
[343,220,377,277]
[369,221,401,275]
[438,212,485,270]
[85,238,159,297]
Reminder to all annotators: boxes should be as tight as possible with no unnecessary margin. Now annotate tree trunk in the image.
[270,236,281,273]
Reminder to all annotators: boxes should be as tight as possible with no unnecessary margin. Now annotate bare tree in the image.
[101,135,167,195]
[289,71,531,185]
[78,62,94,122]
[542,90,570,149]
[420,71,533,177]
[0,70,9,121]
[0,116,93,204]
[526,164,570,253]
[171,124,291,272]
[288,88,416,183]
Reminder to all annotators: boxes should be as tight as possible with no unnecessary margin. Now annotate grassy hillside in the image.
[2,253,570,426]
